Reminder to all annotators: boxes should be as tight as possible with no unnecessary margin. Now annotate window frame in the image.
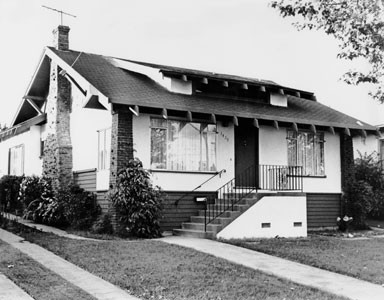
[150,117,218,173]
[97,127,111,171]
[287,130,325,177]
[8,144,25,176]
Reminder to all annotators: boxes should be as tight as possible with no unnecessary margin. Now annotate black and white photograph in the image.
[0,0,383,299]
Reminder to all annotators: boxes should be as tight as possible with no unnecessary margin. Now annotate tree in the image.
[270,0,384,103]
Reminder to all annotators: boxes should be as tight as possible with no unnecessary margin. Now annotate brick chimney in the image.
[43,26,73,191]
[53,25,70,50]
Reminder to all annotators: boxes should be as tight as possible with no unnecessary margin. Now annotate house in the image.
[0,26,378,239]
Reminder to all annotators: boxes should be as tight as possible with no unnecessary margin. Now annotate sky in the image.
[0,0,383,127]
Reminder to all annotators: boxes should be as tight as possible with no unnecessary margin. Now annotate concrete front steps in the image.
[173,194,259,238]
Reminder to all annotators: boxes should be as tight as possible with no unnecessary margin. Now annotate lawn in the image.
[13,228,347,300]
[0,240,96,300]
[225,233,384,285]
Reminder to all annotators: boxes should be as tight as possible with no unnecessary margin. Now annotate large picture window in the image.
[287,131,325,176]
[150,118,217,172]
[9,144,24,176]
[98,128,111,170]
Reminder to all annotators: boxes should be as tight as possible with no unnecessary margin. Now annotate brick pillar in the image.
[108,105,134,230]
[43,62,73,191]
[109,105,134,190]
[340,132,355,215]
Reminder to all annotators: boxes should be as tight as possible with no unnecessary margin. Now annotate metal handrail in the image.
[174,169,226,206]
[204,164,304,231]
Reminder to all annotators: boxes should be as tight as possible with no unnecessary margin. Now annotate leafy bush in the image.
[22,177,65,226]
[57,184,100,230]
[18,176,46,209]
[343,152,384,229]
[110,158,163,238]
[0,175,24,214]
[22,177,100,229]
[91,213,114,234]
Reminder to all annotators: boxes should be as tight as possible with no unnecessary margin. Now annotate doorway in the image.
[234,120,259,187]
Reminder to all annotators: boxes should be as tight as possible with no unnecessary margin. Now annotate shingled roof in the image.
[48,47,376,132]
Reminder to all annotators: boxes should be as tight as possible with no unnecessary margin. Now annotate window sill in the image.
[150,169,218,175]
[288,175,327,178]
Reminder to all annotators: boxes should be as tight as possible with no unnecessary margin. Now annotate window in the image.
[287,131,325,176]
[150,118,217,172]
[98,128,111,170]
[9,144,24,176]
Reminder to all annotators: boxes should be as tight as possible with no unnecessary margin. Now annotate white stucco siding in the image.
[0,126,43,177]
[217,196,307,239]
[303,132,341,193]
[259,126,287,166]
[70,88,112,172]
[353,135,379,159]
[132,115,234,191]
[70,86,112,191]
[259,127,341,193]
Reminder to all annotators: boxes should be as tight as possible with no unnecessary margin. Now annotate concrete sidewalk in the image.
[0,273,34,300]
[162,235,384,300]
[0,228,139,300]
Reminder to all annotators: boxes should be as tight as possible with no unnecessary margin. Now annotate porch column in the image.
[339,132,355,214]
[109,104,134,190]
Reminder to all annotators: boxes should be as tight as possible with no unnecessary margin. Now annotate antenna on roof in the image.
[42,5,76,26]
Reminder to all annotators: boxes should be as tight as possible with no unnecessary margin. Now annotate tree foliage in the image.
[271,0,384,103]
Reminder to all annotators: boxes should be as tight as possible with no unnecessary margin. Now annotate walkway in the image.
[0,228,139,300]
[0,273,34,300]
[162,235,384,300]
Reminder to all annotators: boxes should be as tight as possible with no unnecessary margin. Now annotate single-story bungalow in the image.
[0,26,379,238]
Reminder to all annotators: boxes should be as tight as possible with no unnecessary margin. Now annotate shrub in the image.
[0,175,24,214]
[22,178,100,229]
[110,158,163,238]
[342,152,384,229]
[57,184,101,230]
[18,176,46,209]
[91,213,114,234]
[22,177,65,226]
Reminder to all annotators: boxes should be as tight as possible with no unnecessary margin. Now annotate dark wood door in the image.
[235,120,259,187]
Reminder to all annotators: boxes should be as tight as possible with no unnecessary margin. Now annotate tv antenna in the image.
[42,5,76,26]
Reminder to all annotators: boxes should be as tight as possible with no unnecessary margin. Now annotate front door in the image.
[235,120,259,187]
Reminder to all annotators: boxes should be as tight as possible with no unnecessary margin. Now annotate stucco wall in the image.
[70,86,112,191]
[259,126,342,193]
[0,126,42,177]
[353,135,379,159]
[132,115,235,191]
[71,89,112,172]
[217,195,307,239]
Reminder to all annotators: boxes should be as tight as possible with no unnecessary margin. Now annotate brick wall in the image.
[109,104,134,190]
[340,132,355,214]
[108,105,134,227]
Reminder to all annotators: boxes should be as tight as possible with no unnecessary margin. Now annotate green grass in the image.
[224,234,384,285]
[14,229,348,300]
[0,240,96,300]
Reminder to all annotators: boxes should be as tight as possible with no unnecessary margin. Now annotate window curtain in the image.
[287,131,324,176]
[151,118,217,172]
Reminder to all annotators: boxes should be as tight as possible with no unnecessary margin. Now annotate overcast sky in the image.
[0,0,383,127]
